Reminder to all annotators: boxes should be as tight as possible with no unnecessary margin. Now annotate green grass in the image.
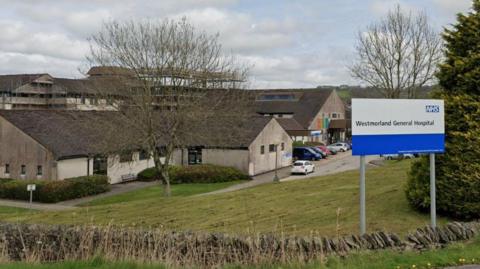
[1,237,479,269]
[0,206,33,220]
[83,181,246,206]
[0,160,448,236]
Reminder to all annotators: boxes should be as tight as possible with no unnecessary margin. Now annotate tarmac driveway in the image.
[202,151,380,195]
[282,152,380,182]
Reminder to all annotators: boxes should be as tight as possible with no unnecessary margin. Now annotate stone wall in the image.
[0,221,478,267]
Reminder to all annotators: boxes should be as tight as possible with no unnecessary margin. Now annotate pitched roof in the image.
[0,110,119,159]
[191,116,274,148]
[0,110,275,159]
[0,74,49,92]
[254,89,333,129]
[275,118,305,131]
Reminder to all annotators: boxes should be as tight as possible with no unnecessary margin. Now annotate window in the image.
[269,144,275,152]
[93,156,107,175]
[80,96,86,104]
[4,164,9,174]
[119,152,132,163]
[139,150,149,161]
[260,145,265,155]
[188,147,202,165]
[37,165,42,176]
[281,143,285,151]
[331,112,340,119]
[20,165,26,176]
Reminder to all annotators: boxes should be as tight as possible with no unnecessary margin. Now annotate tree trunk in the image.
[161,169,171,197]
[152,149,172,197]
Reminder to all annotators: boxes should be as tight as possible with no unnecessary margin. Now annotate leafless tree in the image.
[85,18,252,196]
[349,5,443,98]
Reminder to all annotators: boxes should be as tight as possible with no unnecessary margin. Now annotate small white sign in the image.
[27,184,36,191]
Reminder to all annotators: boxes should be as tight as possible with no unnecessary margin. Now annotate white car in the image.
[291,160,315,175]
[327,143,349,152]
[383,153,415,160]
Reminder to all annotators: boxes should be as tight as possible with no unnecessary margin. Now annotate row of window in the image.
[119,150,151,163]
[260,143,285,155]
[4,164,43,176]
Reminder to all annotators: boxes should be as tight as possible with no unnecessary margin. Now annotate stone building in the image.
[0,110,292,183]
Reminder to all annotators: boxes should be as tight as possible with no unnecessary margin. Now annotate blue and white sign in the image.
[352,99,445,156]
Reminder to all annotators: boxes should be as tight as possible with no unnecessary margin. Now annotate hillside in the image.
[1,160,446,236]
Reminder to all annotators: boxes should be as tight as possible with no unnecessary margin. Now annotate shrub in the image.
[172,164,250,184]
[406,5,480,220]
[0,175,110,203]
[137,167,158,182]
[137,165,250,184]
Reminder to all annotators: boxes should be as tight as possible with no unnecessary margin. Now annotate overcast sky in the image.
[0,0,472,88]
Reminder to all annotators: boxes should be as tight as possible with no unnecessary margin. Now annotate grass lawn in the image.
[82,181,247,206]
[0,160,448,236]
[1,237,479,269]
[0,206,33,220]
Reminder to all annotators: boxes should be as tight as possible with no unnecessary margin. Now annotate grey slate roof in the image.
[0,74,48,92]
[0,110,275,159]
[0,110,116,159]
[254,89,333,129]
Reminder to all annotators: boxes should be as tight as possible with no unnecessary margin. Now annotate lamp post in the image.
[273,144,279,182]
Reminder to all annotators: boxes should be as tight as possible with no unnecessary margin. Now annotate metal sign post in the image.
[352,99,445,235]
[430,153,436,227]
[27,184,36,206]
[359,156,366,235]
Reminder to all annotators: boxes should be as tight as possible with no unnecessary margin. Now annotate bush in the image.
[406,4,480,220]
[137,165,250,184]
[0,175,110,203]
[172,164,250,184]
[137,166,182,182]
[293,141,325,147]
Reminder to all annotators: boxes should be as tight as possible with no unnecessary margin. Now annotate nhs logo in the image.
[426,105,440,113]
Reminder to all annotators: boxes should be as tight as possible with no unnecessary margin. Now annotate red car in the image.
[316,145,332,155]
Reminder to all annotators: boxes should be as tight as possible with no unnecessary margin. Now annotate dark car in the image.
[293,147,322,161]
[309,147,327,158]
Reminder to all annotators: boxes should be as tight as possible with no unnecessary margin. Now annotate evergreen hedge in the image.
[406,2,480,219]
[137,165,250,183]
[0,175,110,203]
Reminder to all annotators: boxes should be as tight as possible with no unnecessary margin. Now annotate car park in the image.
[316,145,332,155]
[291,160,315,175]
[309,147,327,158]
[293,147,322,161]
[382,153,415,160]
[327,142,349,152]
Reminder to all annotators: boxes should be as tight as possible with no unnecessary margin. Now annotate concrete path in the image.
[0,199,74,211]
[0,181,158,211]
[58,181,158,206]
[201,151,380,196]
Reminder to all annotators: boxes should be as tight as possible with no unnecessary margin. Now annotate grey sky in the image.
[0,0,472,88]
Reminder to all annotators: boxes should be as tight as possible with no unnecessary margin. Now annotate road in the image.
[201,151,381,196]
[282,152,380,182]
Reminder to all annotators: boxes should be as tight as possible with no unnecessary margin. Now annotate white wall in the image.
[57,158,92,180]
[248,119,293,176]
[107,152,154,184]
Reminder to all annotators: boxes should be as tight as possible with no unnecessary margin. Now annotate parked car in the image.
[293,147,322,161]
[316,145,332,155]
[327,142,349,152]
[291,160,315,175]
[382,153,415,160]
[309,147,327,158]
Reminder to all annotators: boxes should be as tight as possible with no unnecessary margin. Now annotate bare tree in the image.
[349,5,443,98]
[85,18,252,196]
